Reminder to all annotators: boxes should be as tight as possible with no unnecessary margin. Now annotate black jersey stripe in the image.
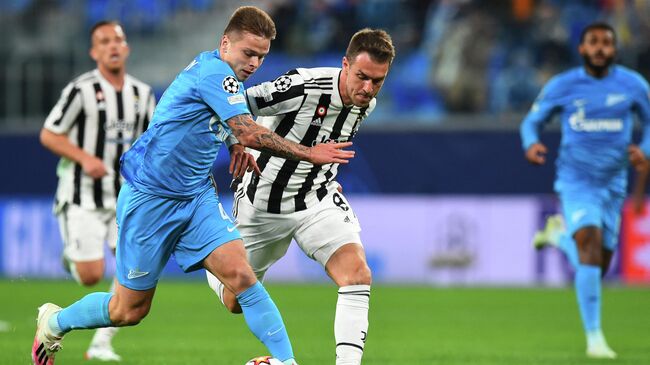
[315,167,334,201]
[246,96,307,204]
[347,107,368,142]
[52,87,80,126]
[72,109,86,205]
[113,90,125,198]
[253,84,304,110]
[92,82,106,209]
[132,85,140,134]
[295,106,351,210]
[267,94,331,213]
[142,93,152,131]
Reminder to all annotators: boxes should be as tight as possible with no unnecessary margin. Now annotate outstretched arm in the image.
[227,114,354,165]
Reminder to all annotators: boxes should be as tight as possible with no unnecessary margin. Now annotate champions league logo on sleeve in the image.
[273,75,292,92]
[222,76,240,94]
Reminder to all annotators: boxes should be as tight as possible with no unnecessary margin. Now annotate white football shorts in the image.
[57,203,117,262]
[234,190,362,279]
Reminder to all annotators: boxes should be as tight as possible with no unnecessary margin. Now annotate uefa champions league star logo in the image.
[429,212,476,270]
[222,76,239,94]
[274,75,292,92]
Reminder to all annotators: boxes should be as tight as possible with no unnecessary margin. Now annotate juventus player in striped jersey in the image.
[39,21,155,362]
[208,29,395,365]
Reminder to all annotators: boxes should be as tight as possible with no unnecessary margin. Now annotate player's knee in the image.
[353,263,372,285]
[74,266,104,287]
[339,263,372,286]
[78,273,103,287]
[221,265,257,294]
[576,228,603,266]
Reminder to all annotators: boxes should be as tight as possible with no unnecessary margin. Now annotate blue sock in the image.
[575,264,602,333]
[237,282,294,362]
[50,292,113,335]
[559,234,579,269]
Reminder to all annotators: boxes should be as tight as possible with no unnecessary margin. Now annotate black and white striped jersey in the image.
[238,67,375,214]
[43,69,155,210]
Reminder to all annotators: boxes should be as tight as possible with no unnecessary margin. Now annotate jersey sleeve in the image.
[43,82,83,134]
[631,75,650,158]
[197,72,250,123]
[245,70,306,116]
[520,76,563,151]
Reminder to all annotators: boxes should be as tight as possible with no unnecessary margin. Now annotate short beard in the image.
[582,54,614,77]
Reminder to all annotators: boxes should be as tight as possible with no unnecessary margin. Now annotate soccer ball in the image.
[245,356,283,365]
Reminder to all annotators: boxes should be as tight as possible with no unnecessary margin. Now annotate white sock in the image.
[335,285,370,365]
[586,329,608,348]
[206,270,226,305]
[89,279,118,349]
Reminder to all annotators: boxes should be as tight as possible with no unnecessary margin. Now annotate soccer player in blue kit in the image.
[521,22,650,359]
[31,7,355,365]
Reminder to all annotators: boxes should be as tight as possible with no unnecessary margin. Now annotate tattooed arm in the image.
[226,114,355,165]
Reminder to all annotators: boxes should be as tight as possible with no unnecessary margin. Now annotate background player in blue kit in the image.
[521,22,650,359]
[31,6,355,365]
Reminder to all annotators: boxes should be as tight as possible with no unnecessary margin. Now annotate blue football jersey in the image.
[121,50,249,198]
[520,66,650,193]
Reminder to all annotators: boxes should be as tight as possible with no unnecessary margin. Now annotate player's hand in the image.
[308,141,355,165]
[229,143,261,178]
[81,155,108,178]
[335,181,343,193]
[525,143,547,165]
[628,145,648,172]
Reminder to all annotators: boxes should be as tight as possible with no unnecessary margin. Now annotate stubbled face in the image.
[90,24,129,74]
[341,52,390,107]
[220,31,270,81]
[579,28,616,74]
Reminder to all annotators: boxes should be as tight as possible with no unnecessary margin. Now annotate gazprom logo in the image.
[568,102,623,132]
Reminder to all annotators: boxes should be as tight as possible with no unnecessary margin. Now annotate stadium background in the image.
[1,1,649,364]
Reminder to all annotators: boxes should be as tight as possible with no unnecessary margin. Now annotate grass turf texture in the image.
[1,279,648,364]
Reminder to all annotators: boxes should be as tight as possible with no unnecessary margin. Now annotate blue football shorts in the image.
[558,185,624,251]
[115,183,241,290]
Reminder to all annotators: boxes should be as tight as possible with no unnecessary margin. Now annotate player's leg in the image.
[207,196,296,314]
[32,279,156,365]
[57,204,107,286]
[86,211,120,362]
[32,183,173,364]
[325,244,371,365]
[562,191,616,359]
[176,191,297,365]
[295,191,368,365]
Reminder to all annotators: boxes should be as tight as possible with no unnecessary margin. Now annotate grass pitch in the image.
[1,279,649,364]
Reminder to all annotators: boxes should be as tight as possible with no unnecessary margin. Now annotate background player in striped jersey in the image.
[208,29,395,365]
[32,6,354,365]
[522,22,650,359]
[39,20,155,361]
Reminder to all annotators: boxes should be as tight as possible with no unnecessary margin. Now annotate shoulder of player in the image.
[198,51,237,79]
[295,67,338,93]
[541,68,580,95]
[125,74,154,91]
[611,65,649,89]
[70,70,99,87]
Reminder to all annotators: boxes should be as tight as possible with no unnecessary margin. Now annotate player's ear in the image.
[342,56,350,73]
[220,35,230,54]
[89,46,98,62]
